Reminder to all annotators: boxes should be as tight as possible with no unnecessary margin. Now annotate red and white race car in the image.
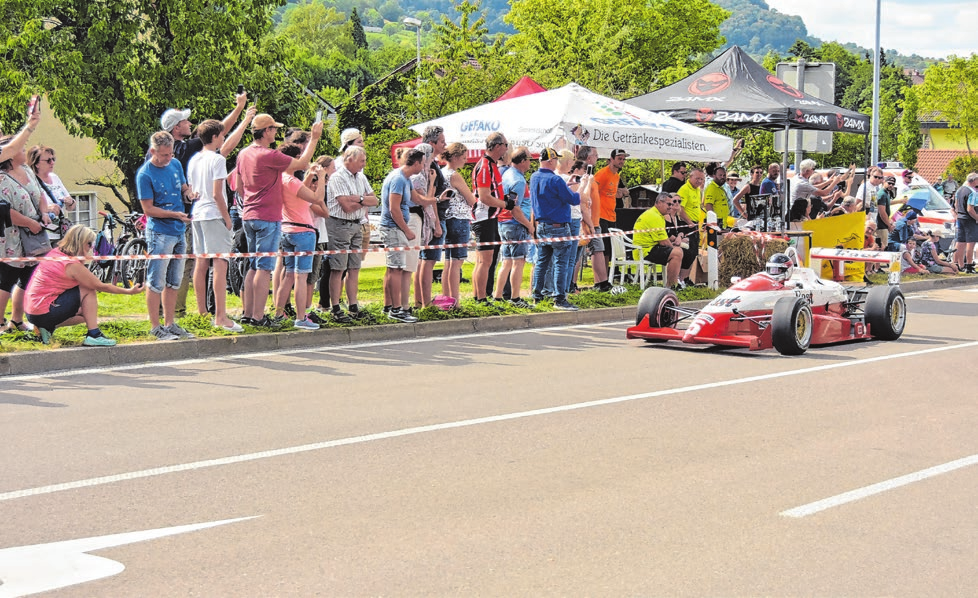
[626,247,907,355]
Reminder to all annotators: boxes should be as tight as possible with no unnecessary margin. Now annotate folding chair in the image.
[607,228,656,288]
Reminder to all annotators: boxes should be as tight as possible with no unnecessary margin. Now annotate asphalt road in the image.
[2,286,978,597]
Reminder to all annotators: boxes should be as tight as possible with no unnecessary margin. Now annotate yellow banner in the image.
[802,211,865,281]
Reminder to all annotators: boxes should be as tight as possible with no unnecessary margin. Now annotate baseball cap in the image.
[885,176,896,184]
[558,149,575,161]
[160,108,191,132]
[727,172,741,180]
[902,169,914,177]
[340,128,362,146]
[610,149,630,159]
[251,113,284,131]
[540,147,560,161]
[905,210,918,219]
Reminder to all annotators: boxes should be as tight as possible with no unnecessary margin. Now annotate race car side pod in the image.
[808,247,902,285]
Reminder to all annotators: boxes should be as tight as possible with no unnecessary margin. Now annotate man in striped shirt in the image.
[325,146,377,322]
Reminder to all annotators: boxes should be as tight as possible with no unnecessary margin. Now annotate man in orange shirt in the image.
[593,149,628,293]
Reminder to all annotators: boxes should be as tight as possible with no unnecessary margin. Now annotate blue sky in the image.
[765,0,975,60]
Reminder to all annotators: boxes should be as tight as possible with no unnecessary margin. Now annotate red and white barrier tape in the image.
[0,227,788,264]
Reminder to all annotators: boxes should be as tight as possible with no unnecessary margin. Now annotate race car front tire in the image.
[866,285,906,341]
[636,287,679,328]
[772,296,813,355]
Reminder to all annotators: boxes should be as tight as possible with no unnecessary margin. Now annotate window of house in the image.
[68,192,98,229]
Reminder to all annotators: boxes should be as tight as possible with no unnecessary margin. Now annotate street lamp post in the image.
[402,16,422,90]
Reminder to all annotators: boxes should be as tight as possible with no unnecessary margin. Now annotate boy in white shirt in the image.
[186,119,242,332]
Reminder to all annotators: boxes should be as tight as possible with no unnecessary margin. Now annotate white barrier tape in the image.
[0,227,788,264]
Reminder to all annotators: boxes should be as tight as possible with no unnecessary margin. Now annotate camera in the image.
[586,164,594,175]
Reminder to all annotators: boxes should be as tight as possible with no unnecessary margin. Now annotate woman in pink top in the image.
[25,225,145,346]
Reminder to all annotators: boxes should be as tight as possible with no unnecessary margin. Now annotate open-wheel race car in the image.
[626,247,907,355]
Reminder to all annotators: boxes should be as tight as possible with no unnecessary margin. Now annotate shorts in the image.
[381,225,409,269]
[588,224,606,253]
[498,220,529,260]
[360,222,371,250]
[281,230,316,274]
[956,217,968,243]
[875,228,889,252]
[646,243,674,265]
[420,219,446,262]
[444,218,470,260]
[0,262,36,293]
[145,228,186,293]
[471,218,499,251]
[404,213,422,273]
[961,217,978,244]
[191,219,233,260]
[927,263,945,273]
[27,286,80,331]
[243,219,282,271]
[326,217,364,271]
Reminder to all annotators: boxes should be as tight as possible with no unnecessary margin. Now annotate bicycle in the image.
[88,204,148,288]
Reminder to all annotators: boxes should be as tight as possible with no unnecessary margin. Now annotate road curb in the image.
[1,276,973,377]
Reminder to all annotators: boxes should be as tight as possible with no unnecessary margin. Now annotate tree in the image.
[1,0,312,208]
[407,0,520,121]
[917,55,978,154]
[898,86,923,169]
[350,7,368,51]
[505,0,728,97]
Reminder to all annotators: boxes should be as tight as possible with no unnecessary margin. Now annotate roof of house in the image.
[903,68,925,85]
[914,149,973,182]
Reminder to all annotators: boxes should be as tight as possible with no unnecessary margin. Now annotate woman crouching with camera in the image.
[25,225,144,346]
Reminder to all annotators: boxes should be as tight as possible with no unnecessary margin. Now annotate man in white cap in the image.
[237,113,323,326]
[159,89,248,176]
[335,128,364,170]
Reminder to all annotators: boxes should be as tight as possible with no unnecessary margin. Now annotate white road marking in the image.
[0,516,257,597]
[2,340,976,504]
[0,321,627,384]
[781,455,978,518]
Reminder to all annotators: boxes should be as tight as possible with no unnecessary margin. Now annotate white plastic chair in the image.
[608,228,657,288]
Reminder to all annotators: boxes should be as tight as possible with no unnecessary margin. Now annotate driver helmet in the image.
[765,253,794,281]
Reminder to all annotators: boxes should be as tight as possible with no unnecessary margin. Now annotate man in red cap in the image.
[897,169,916,195]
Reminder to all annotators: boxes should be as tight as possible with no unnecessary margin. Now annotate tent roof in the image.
[391,76,548,164]
[411,82,734,162]
[626,46,870,135]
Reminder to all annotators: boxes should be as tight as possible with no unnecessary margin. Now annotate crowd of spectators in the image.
[4,99,978,346]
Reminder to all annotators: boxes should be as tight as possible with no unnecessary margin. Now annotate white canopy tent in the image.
[411,82,733,162]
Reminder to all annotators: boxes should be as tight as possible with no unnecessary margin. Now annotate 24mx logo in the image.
[700,111,773,124]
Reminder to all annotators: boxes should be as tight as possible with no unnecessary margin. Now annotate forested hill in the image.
[302,0,933,69]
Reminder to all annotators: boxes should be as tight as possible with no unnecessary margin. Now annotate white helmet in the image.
[765,253,794,281]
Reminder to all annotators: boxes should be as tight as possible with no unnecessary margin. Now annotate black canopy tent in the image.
[626,45,871,225]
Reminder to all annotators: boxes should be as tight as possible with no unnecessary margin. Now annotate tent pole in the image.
[782,124,790,230]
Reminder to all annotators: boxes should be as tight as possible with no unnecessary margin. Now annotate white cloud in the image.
[765,0,977,59]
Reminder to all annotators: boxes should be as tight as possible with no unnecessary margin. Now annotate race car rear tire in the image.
[866,285,906,340]
[636,287,679,327]
[771,297,813,355]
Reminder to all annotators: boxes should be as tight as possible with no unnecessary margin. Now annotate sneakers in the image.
[305,310,327,325]
[293,317,320,331]
[214,319,244,333]
[388,307,418,323]
[165,323,196,339]
[554,299,579,311]
[283,303,297,319]
[256,314,287,328]
[350,310,376,323]
[330,310,354,324]
[38,327,53,345]
[509,298,532,309]
[151,325,179,341]
[238,316,258,326]
[83,334,117,347]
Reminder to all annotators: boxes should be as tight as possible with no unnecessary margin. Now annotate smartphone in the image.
[237,84,244,95]
[570,175,581,184]
[314,110,323,124]
[586,164,594,175]
[27,95,39,116]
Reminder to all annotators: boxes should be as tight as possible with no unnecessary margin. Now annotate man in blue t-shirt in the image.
[136,131,195,341]
[379,148,425,323]
[760,162,780,197]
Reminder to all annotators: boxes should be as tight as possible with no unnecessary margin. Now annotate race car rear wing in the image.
[809,247,902,285]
